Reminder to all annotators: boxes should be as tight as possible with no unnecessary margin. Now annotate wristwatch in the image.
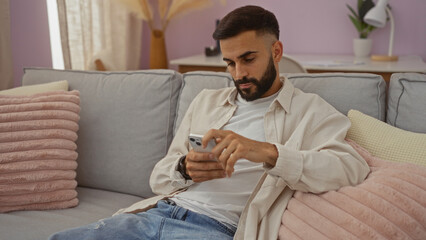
[177,155,192,180]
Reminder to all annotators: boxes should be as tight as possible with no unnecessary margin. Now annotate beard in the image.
[233,56,277,101]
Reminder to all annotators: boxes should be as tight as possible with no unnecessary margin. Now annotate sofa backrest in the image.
[174,72,387,133]
[173,71,234,135]
[22,68,182,198]
[387,73,426,133]
[286,73,386,121]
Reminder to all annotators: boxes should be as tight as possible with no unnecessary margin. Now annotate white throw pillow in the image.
[346,109,426,166]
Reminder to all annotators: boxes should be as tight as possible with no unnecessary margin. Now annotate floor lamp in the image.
[364,0,398,61]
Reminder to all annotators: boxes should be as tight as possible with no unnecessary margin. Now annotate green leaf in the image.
[367,25,376,32]
[346,4,359,19]
[349,15,362,33]
[348,0,378,38]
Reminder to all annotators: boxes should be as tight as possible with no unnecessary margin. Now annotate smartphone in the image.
[188,134,216,153]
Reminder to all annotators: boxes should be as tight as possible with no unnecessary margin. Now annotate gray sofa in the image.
[0,68,425,240]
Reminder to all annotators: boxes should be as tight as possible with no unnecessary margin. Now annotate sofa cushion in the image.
[0,90,80,212]
[174,71,234,135]
[22,68,182,198]
[280,140,426,239]
[287,73,386,120]
[0,187,143,240]
[387,73,426,133]
[346,110,426,166]
[0,80,68,95]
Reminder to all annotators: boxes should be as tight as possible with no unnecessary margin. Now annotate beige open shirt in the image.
[116,78,370,240]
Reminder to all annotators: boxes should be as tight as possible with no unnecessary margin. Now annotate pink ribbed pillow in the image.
[279,139,426,239]
[0,90,80,212]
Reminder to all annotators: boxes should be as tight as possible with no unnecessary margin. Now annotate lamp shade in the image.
[364,0,389,28]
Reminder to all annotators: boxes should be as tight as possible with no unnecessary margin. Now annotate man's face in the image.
[233,55,276,101]
[220,30,281,101]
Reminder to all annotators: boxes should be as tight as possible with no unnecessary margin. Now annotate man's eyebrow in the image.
[223,51,258,62]
[238,51,258,59]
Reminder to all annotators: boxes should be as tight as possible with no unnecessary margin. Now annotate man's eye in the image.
[227,62,235,67]
[244,58,254,63]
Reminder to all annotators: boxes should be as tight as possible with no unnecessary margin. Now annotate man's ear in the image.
[272,41,283,63]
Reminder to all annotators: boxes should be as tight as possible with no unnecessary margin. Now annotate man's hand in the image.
[203,129,278,177]
[185,150,226,183]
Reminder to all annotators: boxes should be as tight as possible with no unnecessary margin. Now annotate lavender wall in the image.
[10,0,52,86]
[155,0,426,70]
[9,0,426,85]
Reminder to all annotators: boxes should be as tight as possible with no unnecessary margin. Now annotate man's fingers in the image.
[225,153,240,177]
[187,151,215,162]
[186,160,223,171]
[202,129,216,148]
[217,141,236,163]
[202,129,230,148]
[185,150,226,182]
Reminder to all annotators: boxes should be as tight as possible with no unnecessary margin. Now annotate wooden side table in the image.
[170,54,426,83]
[291,54,426,83]
[170,54,226,73]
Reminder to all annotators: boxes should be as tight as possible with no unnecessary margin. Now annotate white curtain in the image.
[57,0,142,71]
[0,0,14,90]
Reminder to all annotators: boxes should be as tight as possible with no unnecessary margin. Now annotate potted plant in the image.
[347,0,376,57]
[117,0,226,69]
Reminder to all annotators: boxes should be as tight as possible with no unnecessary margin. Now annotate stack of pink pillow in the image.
[0,81,81,212]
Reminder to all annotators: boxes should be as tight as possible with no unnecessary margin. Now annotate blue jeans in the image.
[49,200,236,240]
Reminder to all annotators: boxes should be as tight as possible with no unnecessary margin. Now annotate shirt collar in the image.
[275,76,294,113]
[221,76,294,113]
[221,88,238,106]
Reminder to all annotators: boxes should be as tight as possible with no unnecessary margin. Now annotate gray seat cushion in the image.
[0,187,143,240]
[287,73,386,120]
[387,73,426,133]
[22,68,182,198]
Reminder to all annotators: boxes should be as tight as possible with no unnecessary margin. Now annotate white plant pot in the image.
[353,38,373,57]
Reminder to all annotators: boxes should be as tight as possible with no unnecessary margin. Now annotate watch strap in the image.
[177,155,191,180]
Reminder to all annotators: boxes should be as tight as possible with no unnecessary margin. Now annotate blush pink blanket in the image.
[279,139,426,240]
[0,90,80,213]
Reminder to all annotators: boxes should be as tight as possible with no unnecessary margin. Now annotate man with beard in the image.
[49,5,369,240]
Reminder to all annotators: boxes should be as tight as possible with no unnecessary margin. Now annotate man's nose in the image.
[235,64,248,80]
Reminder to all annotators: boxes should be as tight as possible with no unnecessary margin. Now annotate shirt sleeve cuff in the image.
[264,143,303,186]
[170,157,193,187]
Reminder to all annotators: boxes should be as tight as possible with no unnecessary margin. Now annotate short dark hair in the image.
[213,5,279,40]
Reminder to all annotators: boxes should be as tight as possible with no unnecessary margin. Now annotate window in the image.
[46,0,64,69]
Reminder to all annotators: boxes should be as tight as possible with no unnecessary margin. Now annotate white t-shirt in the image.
[172,91,279,227]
